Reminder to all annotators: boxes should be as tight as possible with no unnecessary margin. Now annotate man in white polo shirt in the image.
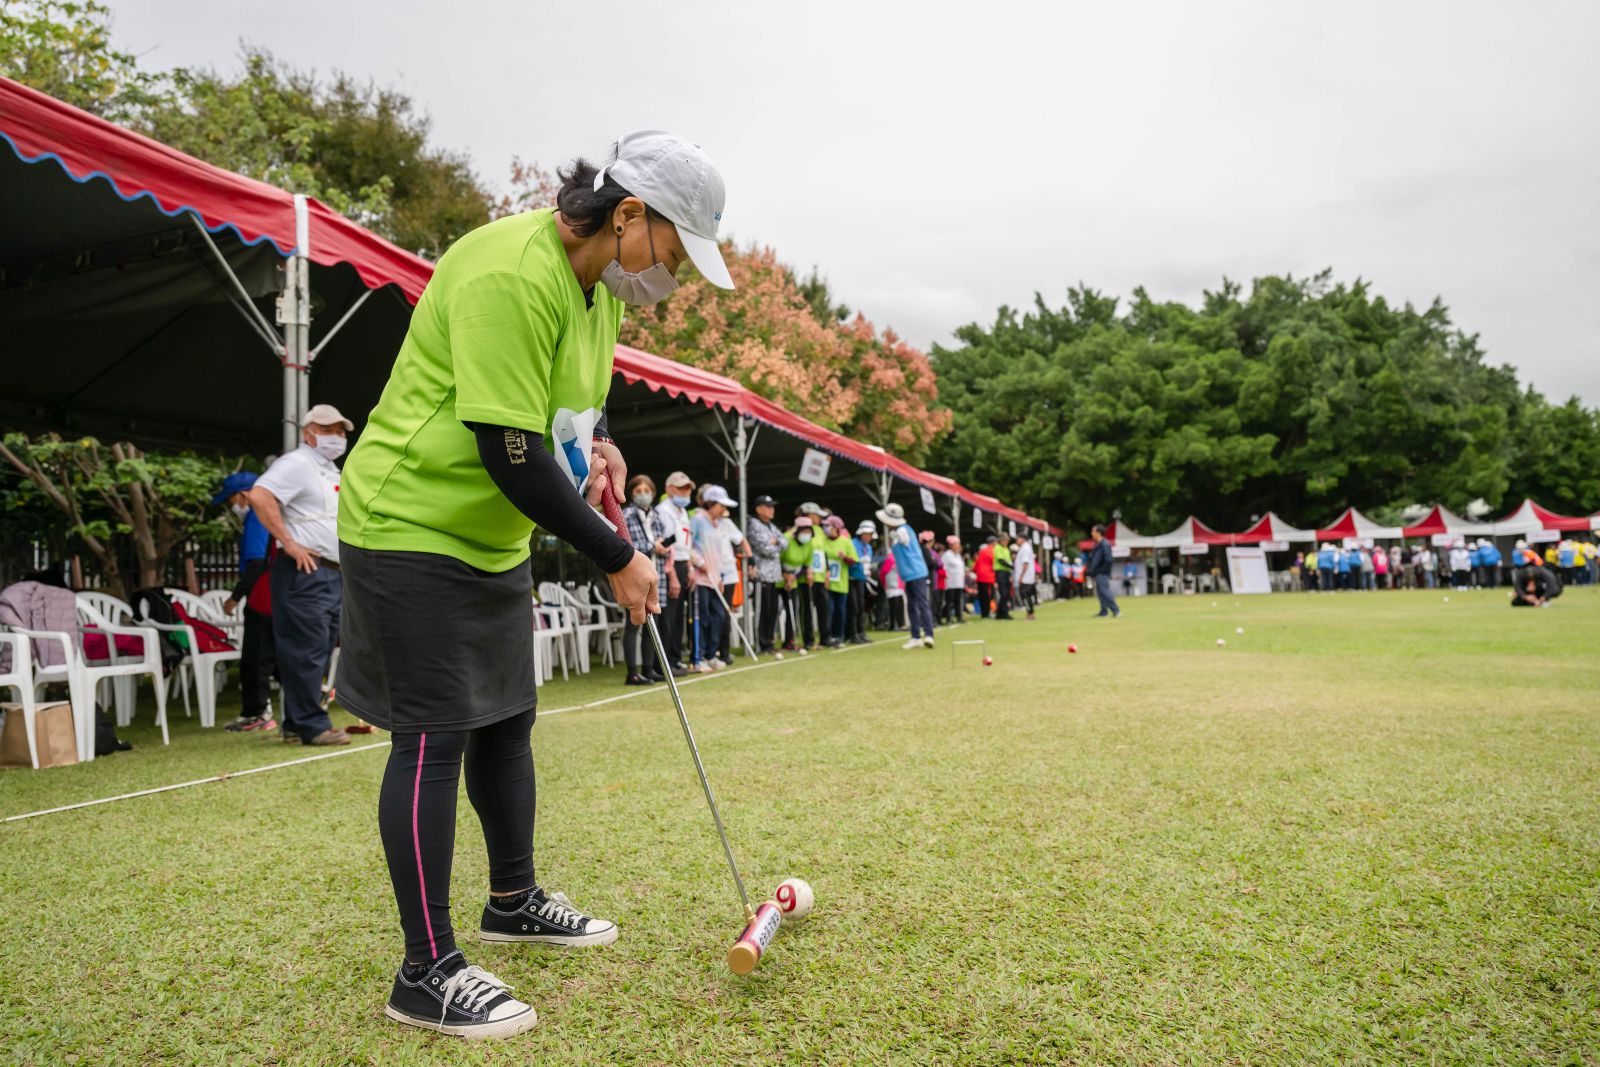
[248,403,353,746]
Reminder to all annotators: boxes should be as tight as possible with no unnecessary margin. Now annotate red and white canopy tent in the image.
[1102,519,1157,548]
[1401,505,1493,539]
[1315,507,1403,542]
[1147,515,1236,549]
[0,75,1053,538]
[1234,512,1316,544]
[1491,499,1599,536]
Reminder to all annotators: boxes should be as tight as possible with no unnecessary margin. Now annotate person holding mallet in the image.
[338,131,733,1040]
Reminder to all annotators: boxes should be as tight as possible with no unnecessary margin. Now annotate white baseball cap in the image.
[701,484,738,508]
[597,130,733,289]
[301,403,353,431]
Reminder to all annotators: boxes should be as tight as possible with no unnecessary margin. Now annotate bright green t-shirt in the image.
[339,209,623,572]
[823,533,858,593]
[993,543,1013,572]
[781,529,811,576]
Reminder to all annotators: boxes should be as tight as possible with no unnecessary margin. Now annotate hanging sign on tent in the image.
[1179,543,1209,555]
[1032,530,1041,544]
[1430,533,1455,546]
[919,487,937,514]
[1112,545,1131,559]
[1261,540,1289,552]
[972,509,982,529]
[1528,529,1560,543]
[1008,521,1017,537]
[798,448,831,487]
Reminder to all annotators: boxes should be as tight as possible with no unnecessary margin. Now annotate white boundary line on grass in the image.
[2,635,897,824]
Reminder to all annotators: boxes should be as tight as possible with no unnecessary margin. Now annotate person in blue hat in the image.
[213,471,278,732]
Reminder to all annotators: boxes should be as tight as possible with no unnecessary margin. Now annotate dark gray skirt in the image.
[337,543,536,733]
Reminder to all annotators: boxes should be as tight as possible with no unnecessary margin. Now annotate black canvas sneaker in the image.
[384,950,536,1040]
[479,887,619,948]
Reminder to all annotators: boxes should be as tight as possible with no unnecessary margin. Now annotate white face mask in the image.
[633,493,654,510]
[231,503,249,518]
[599,217,679,307]
[797,532,812,545]
[313,434,346,461]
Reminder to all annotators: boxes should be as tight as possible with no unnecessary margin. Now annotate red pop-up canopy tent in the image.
[1315,507,1403,541]
[1148,515,1235,548]
[1490,499,1598,535]
[1234,511,1316,544]
[1401,505,1493,538]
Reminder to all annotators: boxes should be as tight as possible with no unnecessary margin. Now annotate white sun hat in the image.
[596,130,733,289]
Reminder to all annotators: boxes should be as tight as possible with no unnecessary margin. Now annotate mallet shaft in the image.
[645,615,754,921]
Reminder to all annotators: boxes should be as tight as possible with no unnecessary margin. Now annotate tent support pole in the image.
[308,287,374,362]
[189,214,282,350]
[279,196,312,452]
[735,415,751,653]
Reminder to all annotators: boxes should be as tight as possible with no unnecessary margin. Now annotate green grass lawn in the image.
[3,587,1597,1064]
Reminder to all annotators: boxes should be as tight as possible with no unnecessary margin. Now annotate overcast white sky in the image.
[106,0,1600,404]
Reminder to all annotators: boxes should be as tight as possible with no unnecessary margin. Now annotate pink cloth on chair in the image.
[0,580,80,671]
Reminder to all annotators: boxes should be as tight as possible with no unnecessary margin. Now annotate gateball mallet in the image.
[599,489,783,974]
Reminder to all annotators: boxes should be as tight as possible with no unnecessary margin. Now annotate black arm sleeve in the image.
[230,558,269,603]
[471,423,637,574]
[593,408,610,442]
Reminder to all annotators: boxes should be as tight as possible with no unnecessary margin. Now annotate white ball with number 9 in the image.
[774,877,814,920]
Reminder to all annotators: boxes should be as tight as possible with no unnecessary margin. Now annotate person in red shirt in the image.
[973,536,997,618]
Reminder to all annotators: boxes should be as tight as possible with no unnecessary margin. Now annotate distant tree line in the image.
[929,273,1600,532]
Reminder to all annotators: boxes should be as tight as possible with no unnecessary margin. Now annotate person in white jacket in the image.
[940,537,966,622]
[1013,536,1037,618]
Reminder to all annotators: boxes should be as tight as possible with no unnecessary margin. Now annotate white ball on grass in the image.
[1235,627,1244,635]
[1216,638,1227,646]
[775,877,814,920]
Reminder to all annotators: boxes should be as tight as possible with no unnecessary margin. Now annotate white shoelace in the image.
[438,965,510,1028]
[537,896,585,930]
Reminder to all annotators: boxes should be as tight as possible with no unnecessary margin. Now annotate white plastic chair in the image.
[531,600,570,682]
[0,631,41,768]
[74,594,170,746]
[0,626,93,763]
[558,585,617,672]
[537,582,584,671]
[1160,574,1180,595]
[156,589,243,727]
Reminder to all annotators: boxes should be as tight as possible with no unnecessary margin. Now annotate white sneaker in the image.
[922,636,935,648]
[709,657,727,670]
[901,638,922,650]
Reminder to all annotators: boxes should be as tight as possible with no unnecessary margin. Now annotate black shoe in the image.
[623,673,650,686]
[643,670,665,683]
[669,663,694,678]
[385,949,537,1040]
[479,887,618,948]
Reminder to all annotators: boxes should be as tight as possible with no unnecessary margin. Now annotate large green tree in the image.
[931,273,1600,532]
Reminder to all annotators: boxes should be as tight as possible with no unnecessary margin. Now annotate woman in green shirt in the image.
[337,131,733,1040]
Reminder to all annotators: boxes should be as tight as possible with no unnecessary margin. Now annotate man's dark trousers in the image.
[663,559,690,664]
[270,555,338,741]
[241,605,277,718]
[1094,578,1119,617]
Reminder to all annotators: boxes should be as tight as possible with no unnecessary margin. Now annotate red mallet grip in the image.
[726,900,782,976]
[599,481,629,541]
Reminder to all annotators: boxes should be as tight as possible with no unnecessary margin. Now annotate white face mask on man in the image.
[313,434,347,461]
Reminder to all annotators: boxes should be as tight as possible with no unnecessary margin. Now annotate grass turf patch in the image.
[2,587,1597,1063]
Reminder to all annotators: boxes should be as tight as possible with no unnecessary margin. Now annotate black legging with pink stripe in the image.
[378,708,538,962]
